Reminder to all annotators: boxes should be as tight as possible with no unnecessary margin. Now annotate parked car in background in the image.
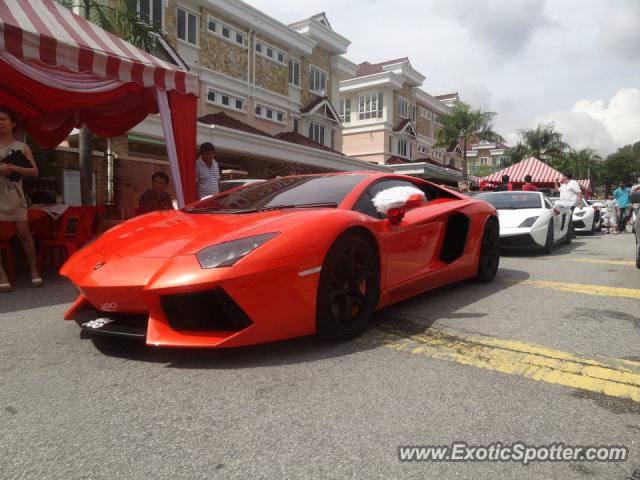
[548,197,602,235]
[476,191,571,253]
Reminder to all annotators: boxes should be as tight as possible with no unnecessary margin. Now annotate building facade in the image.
[338,58,460,168]
[59,1,387,217]
[466,140,509,176]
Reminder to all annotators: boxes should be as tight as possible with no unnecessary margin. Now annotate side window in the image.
[353,179,424,219]
[544,198,552,209]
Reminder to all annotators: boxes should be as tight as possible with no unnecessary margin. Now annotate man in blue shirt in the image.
[614,181,632,233]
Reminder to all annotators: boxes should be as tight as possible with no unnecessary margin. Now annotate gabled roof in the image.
[300,96,341,123]
[275,131,342,154]
[394,119,417,137]
[198,112,274,138]
[310,12,332,30]
[356,57,411,77]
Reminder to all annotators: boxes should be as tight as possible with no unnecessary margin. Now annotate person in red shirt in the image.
[522,174,539,192]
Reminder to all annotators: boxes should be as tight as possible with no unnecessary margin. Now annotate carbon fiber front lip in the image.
[72,308,147,340]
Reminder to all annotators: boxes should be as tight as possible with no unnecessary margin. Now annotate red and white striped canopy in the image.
[482,157,562,183]
[577,179,592,192]
[0,0,198,95]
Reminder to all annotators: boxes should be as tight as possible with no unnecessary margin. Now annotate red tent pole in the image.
[169,90,198,206]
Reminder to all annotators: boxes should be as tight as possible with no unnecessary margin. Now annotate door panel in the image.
[382,207,447,288]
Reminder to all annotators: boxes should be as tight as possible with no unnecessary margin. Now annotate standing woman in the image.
[0,107,42,291]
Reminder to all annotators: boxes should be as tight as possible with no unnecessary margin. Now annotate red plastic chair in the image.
[39,207,94,268]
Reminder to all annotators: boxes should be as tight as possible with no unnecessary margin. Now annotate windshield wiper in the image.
[257,202,338,211]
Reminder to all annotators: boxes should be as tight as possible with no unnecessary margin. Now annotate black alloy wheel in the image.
[543,218,554,254]
[475,218,500,283]
[316,234,380,341]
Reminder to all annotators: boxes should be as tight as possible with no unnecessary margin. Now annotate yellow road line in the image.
[367,323,640,402]
[564,258,636,267]
[516,280,640,299]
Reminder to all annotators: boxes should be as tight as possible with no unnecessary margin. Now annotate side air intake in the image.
[439,213,470,264]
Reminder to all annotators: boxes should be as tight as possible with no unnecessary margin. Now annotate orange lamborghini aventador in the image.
[61,172,499,348]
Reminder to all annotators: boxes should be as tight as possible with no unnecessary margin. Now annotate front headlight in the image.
[518,216,539,228]
[574,211,586,217]
[196,232,280,268]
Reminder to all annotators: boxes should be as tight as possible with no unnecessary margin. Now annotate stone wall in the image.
[392,84,414,126]
[164,0,179,49]
[415,107,431,138]
[301,47,332,106]
[254,55,288,96]
[200,9,249,80]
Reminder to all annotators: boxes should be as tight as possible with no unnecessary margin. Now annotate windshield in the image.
[475,192,542,209]
[185,174,366,213]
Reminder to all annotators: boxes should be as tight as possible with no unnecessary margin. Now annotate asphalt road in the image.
[2,230,640,480]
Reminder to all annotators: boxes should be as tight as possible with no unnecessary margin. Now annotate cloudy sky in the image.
[246,0,640,155]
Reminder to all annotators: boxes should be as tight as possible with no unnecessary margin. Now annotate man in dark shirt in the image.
[138,171,174,214]
[496,175,511,191]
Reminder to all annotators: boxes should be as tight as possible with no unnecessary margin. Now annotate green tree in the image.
[435,101,504,181]
[57,0,160,205]
[507,122,569,166]
[557,148,601,179]
[599,141,640,189]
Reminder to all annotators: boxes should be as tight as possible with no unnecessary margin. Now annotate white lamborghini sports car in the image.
[549,197,603,234]
[475,191,572,253]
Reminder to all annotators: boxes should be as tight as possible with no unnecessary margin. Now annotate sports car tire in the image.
[636,239,640,269]
[589,218,596,235]
[475,218,500,283]
[316,234,380,342]
[543,219,554,254]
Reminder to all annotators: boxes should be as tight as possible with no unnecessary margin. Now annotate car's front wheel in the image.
[475,218,500,283]
[636,238,640,269]
[316,234,380,342]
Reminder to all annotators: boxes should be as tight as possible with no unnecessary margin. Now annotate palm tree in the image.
[559,148,601,181]
[57,0,160,205]
[435,101,504,181]
[507,123,569,167]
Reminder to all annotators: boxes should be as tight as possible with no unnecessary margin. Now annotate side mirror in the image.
[387,207,405,225]
[372,186,426,224]
[631,192,640,204]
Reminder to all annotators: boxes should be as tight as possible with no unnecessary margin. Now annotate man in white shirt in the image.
[195,142,220,200]
[555,172,582,238]
[557,172,583,208]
